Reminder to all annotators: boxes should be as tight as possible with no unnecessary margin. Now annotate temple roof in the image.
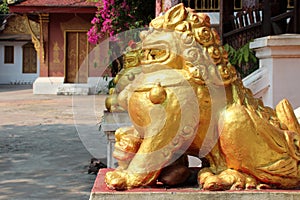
[8,0,98,13]
[9,0,97,7]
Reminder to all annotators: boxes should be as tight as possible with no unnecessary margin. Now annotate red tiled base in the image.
[89,169,300,200]
[91,168,201,193]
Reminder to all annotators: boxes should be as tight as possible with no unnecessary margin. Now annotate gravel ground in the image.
[0,85,108,200]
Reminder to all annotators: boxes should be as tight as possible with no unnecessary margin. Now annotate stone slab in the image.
[101,111,132,132]
[33,77,64,94]
[57,83,90,95]
[32,77,112,95]
[90,169,300,200]
[250,34,300,49]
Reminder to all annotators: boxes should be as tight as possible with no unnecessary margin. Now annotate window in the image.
[181,0,219,11]
[4,46,14,64]
[22,43,37,73]
[180,0,243,11]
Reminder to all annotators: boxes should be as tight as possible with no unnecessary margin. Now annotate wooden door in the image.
[23,42,37,73]
[65,31,88,83]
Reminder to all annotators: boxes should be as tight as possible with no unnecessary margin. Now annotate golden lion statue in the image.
[105,3,300,190]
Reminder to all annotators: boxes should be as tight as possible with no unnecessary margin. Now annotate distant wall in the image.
[0,41,39,84]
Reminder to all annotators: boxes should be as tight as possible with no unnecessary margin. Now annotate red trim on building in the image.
[9,6,97,13]
[9,0,98,13]
[10,0,97,6]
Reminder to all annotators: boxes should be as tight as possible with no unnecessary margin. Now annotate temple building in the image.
[2,0,109,94]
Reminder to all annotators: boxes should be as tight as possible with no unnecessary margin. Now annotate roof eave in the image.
[9,6,97,14]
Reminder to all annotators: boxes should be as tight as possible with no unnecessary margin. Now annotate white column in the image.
[250,34,300,108]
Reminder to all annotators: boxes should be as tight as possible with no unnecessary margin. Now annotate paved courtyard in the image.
[0,85,108,200]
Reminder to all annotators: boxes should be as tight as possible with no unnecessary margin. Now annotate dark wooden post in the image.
[39,13,49,77]
[294,0,300,33]
[262,0,272,36]
[220,0,234,44]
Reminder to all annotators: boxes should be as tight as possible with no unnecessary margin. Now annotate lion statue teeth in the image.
[105,3,300,190]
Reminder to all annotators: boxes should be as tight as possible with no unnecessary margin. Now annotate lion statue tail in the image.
[276,98,300,134]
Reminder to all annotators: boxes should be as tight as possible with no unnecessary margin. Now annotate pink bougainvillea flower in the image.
[91,17,100,25]
[87,0,147,44]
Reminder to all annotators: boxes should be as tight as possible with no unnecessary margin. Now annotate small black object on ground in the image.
[88,158,107,175]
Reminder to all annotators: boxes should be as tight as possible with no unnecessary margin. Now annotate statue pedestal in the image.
[100,111,132,168]
[89,169,300,200]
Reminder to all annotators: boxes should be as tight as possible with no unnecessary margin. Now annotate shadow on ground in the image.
[0,123,106,200]
[0,85,32,92]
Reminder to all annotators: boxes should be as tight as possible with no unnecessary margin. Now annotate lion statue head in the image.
[140,3,237,86]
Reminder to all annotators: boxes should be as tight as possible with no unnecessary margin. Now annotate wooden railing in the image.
[223,6,263,50]
[180,0,242,11]
[222,3,298,78]
[179,0,299,77]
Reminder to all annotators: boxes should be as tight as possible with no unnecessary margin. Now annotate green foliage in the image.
[224,42,259,78]
[224,42,257,66]
[0,0,9,14]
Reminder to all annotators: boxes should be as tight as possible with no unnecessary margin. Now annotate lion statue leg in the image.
[105,81,200,190]
[113,126,142,170]
[198,103,300,190]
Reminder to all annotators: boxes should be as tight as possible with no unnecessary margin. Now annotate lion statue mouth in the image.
[143,47,169,64]
[140,29,185,72]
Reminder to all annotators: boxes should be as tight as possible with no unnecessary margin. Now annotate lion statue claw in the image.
[105,3,300,190]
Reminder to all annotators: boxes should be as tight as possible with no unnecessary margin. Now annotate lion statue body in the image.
[105,3,300,190]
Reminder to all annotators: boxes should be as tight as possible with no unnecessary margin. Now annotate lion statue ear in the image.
[163,3,188,29]
[150,15,165,29]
